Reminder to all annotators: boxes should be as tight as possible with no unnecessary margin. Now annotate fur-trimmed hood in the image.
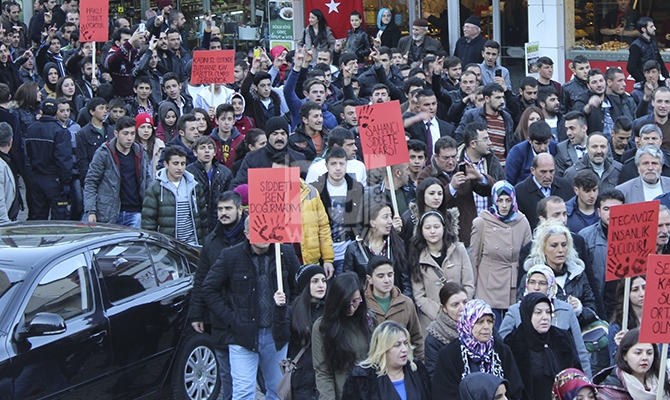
[409,202,460,239]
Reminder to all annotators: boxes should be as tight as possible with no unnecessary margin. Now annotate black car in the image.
[0,222,220,400]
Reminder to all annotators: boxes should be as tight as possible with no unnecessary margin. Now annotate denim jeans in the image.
[215,348,232,400]
[115,211,142,228]
[69,178,83,221]
[228,328,287,400]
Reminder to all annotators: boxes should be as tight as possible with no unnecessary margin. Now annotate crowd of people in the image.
[1,0,670,399]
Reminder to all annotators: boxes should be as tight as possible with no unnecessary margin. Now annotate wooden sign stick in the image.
[622,276,631,331]
[386,166,399,216]
[275,242,283,293]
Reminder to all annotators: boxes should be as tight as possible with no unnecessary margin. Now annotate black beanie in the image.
[295,264,327,293]
[265,116,289,136]
[464,15,481,28]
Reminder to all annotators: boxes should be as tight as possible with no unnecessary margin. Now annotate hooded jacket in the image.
[141,168,208,244]
[83,139,151,223]
[210,126,245,169]
[240,70,289,131]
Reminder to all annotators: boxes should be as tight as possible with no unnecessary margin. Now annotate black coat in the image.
[454,34,486,67]
[504,326,581,400]
[378,23,401,49]
[406,116,456,148]
[288,301,324,400]
[186,160,233,232]
[431,337,525,400]
[343,362,431,400]
[514,175,574,231]
[189,217,247,330]
[202,242,300,351]
[231,145,306,189]
[573,91,636,134]
[0,61,22,93]
[24,115,72,185]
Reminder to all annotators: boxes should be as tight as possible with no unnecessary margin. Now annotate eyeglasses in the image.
[350,296,363,308]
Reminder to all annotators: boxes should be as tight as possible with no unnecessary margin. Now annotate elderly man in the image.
[454,15,486,66]
[616,145,670,203]
[397,19,443,65]
[564,132,622,191]
[657,205,670,254]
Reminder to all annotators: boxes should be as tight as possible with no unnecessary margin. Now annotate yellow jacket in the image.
[300,180,334,264]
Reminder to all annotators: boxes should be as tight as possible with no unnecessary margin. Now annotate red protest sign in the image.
[190,50,235,85]
[79,0,109,42]
[248,167,303,244]
[640,254,670,342]
[356,101,409,169]
[606,201,659,281]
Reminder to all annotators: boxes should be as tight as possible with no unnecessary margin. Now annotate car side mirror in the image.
[15,313,66,341]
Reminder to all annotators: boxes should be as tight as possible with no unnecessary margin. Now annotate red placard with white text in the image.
[79,0,109,42]
[356,101,409,170]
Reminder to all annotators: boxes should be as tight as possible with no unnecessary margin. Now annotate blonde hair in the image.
[528,220,579,264]
[359,321,417,376]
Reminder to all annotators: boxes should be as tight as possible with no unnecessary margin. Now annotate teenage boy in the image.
[211,103,245,169]
[142,145,207,245]
[289,101,327,162]
[186,136,233,231]
[240,56,288,131]
[305,127,366,185]
[311,146,364,276]
[55,97,83,220]
[566,169,600,234]
[161,71,194,116]
[162,113,200,164]
[76,97,112,181]
[536,56,562,98]
[84,116,151,227]
[107,97,128,128]
[126,75,158,121]
[407,139,427,186]
[364,255,425,360]
[561,55,590,114]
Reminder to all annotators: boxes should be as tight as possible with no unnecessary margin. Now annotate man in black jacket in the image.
[562,55,590,114]
[191,190,245,400]
[202,218,299,400]
[627,17,669,83]
[24,98,72,220]
[232,116,305,189]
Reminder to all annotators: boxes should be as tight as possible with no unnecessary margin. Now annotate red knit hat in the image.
[135,113,154,130]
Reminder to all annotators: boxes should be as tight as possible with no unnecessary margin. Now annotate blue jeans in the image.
[333,259,344,277]
[215,348,233,400]
[115,211,141,228]
[69,178,83,221]
[229,328,287,400]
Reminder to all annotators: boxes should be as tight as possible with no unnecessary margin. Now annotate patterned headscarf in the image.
[458,299,504,378]
[377,8,392,31]
[524,265,558,300]
[552,368,597,400]
[489,181,518,223]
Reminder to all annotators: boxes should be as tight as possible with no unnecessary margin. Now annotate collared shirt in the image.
[533,176,551,197]
[464,152,488,215]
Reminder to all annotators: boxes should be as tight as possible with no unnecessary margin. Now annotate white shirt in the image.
[305,159,367,186]
[425,117,440,150]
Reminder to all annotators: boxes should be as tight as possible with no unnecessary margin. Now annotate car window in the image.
[146,244,182,285]
[94,243,156,303]
[24,253,92,323]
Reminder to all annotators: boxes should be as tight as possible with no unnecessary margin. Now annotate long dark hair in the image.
[193,107,214,134]
[14,81,40,110]
[615,328,670,396]
[610,275,645,329]
[291,279,325,347]
[234,128,265,162]
[361,199,407,283]
[415,177,447,217]
[135,121,157,158]
[409,211,459,283]
[308,9,328,46]
[319,272,370,372]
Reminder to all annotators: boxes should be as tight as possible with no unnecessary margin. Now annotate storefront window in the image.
[364,0,411,35]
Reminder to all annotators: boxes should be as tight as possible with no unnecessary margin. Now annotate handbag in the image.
[581,319,609,353]
[277,345,308,400]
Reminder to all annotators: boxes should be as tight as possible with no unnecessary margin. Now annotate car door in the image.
[93,241,191,396]
[8,252,113,400]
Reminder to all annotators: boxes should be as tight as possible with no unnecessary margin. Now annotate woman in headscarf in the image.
[469,181,531,328]
[594,328,670,400]
[504,293,581,400]
[553,368,598,400]
[499,265,592,377]
[373,8,401,48]
[460,372,510,400]
[431,299,524,400]
[39,62,61,99]
[269,46,289,85]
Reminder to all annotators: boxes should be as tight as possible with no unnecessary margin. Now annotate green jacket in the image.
[141,168,208,245]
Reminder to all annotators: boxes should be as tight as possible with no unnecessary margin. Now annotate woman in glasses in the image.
[312,272,372,400]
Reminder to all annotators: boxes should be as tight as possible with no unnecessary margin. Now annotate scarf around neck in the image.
[426,309,459,345]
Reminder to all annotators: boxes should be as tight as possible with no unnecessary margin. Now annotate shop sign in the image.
[269,1,294,41]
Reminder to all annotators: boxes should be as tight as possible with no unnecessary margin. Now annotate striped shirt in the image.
[486,113,507,165]
[176,200,196,245]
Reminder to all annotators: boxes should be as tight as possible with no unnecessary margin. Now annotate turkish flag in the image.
[303,0,365,40]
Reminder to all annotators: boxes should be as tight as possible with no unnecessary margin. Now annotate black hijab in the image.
[519,292,561,376]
